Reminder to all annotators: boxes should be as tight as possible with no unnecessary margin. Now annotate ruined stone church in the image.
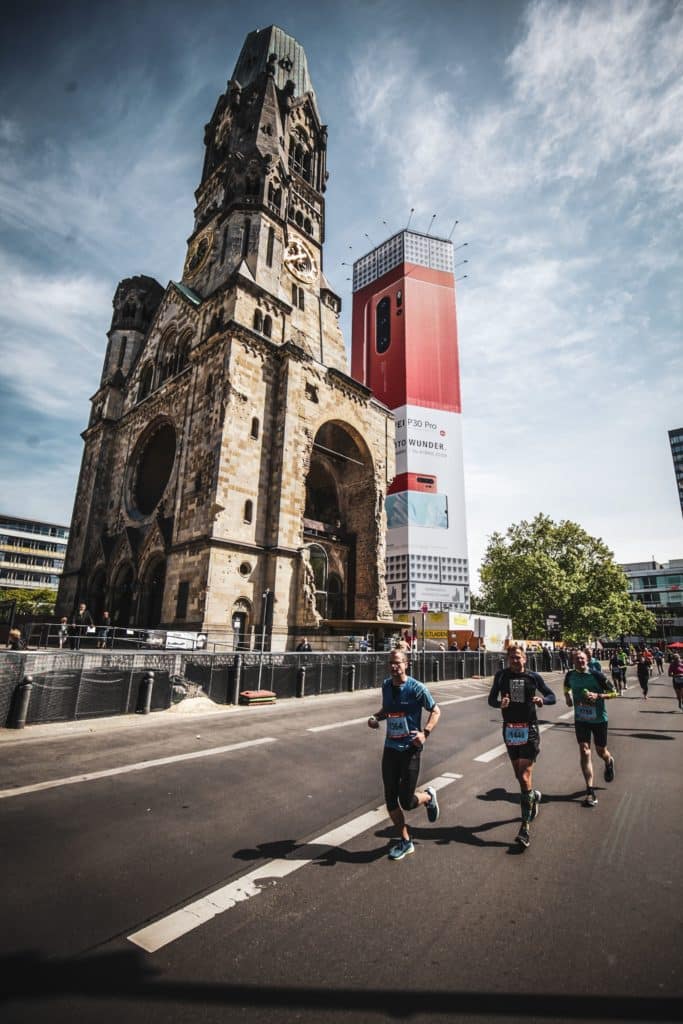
[57,26,396,649]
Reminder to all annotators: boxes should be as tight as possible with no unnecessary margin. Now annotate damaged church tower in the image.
[57,26,395,649]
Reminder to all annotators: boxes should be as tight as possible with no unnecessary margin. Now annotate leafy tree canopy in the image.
[476,514,656,643]
[0,587,57,617]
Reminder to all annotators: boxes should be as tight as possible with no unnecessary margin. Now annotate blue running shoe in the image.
[388,838,415,861]
[425,785,440,823]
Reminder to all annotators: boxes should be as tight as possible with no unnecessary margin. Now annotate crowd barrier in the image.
[0,649,564,730]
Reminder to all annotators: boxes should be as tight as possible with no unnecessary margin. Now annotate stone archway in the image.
[302,421,377,621]
[139,555,166,628]
[88,568,107,622]
[231,598,252,650]
[111,563,135,628]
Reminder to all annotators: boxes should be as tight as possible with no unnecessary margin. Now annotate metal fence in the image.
[1,648,563,729]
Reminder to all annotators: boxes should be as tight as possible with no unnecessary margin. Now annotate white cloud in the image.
[0,258,110,415]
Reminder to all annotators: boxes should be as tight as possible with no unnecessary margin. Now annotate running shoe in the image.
[583,789,598,807]
[530,790,541,820]
[515,825,530,848]
[388,838,415,861]
[604,757,615,783]
[425,785,440,823]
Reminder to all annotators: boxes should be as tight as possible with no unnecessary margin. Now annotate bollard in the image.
[348,664,356,692]
[9,675,33,729]
[432,659,439,682]
[296,666,306,698]
[458,657,465,680]
[498,658,505,673]
[232,654,243,706]
[138,671,154,714]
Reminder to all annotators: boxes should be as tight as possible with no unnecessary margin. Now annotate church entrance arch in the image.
[88,568,107,622]
[111,564,135,628]
[139,556,166,628]
[303,421,374,621]
[231,599,252,650]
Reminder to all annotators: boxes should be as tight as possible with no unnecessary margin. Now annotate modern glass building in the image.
[0,514,70,591]
[622,558,683,642]
[668,428,683,516]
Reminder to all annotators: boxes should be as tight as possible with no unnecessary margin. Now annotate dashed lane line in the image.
[127,772,464,953]
[0,737,277,800]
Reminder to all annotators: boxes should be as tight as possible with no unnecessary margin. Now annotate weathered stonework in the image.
[57,25,395,649]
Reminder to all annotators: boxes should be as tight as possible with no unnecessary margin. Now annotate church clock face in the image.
[284,239,317,283]
[185,228,214,278]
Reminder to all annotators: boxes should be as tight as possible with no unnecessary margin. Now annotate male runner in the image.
[368,649,441,861]
[564,649,617,807]
[488,645,556,849]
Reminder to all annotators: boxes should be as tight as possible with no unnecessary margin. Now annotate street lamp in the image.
[256,589,272,692]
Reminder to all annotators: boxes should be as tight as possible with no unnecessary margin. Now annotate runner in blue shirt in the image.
[368,649,441,861]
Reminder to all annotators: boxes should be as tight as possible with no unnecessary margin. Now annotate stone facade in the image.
[57,25,395,650]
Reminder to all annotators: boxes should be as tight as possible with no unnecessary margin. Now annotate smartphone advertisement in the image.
[385,404,469,608]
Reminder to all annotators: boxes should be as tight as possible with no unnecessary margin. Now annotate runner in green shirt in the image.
[564,649,618,807]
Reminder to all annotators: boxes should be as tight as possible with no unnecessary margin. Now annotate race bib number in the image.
[504,722,529,746]
[576,704,597,722]
[386,713,410,739]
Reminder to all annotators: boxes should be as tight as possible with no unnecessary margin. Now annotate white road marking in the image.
[0,738,277,800]
[308,716,369,732]
[438,694,487,708]
[558,710,575,721]
[474,723,555,763]
[128,772,463,953]
[308,692,486,732]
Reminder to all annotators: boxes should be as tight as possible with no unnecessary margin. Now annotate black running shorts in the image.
[503,721,540,763]
[574,720,608,748]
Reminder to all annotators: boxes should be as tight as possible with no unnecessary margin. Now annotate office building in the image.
[0,514,69,591]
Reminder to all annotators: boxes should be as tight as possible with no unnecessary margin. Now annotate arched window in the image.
[295,210,303,227]
[253,309,263,332]
[327,572,345,619]
[244,500,253,523]
[309,544,328,618]
[266,226,275,267]
[157,330,177,385]
[245,177,259,198]
[176,334,191,373]
[241,219,251,259]
[138,363,154,402]
[302,151,312,183]
[263,315,272,338]
[250,417,259,439]
[117,336,127,369]
[304,218,312,236]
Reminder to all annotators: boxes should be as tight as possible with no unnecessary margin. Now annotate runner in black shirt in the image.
[488,645,556,848]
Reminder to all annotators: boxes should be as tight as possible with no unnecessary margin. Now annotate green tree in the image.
[0,587,57,617]
[477,514,656,643]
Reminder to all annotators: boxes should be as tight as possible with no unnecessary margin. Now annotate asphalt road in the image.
[1,666,681,1024]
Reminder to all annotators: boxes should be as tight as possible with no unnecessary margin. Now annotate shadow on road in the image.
[477,787,586,805]
[1,948,679,1020]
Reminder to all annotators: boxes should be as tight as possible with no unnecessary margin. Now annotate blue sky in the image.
[1,0,681,585]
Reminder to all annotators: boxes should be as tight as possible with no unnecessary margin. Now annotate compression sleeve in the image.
[487,672,503,708]
[534,674,557,705]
